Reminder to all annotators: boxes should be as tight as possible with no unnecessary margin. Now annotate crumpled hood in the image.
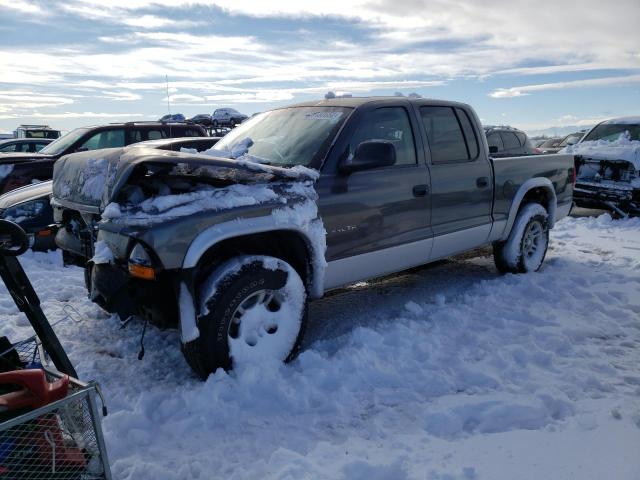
[52,147,319,212]
[562,138,640,170]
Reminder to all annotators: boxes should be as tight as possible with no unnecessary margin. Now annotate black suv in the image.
[0,122,207,195]
[484,126,539,158]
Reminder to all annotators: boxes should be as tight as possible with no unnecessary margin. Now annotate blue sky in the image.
[1,0,638,134]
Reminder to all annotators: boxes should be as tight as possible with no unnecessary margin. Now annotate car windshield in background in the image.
[211,107,350,168]
[540,138,561,148]
[583,124,640,142]
[558,133,583,147]
[39,128,88,155]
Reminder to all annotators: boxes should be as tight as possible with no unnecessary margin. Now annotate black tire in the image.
[493,203,550,274]
[182,258,307,378]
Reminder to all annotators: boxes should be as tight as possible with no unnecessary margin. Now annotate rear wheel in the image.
[493,203,549,274]
[182,256,307,378]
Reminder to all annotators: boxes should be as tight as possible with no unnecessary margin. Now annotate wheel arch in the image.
[182,217,324,299]
[501,177,557,241]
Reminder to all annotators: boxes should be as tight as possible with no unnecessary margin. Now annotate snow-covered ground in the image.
[0,214,639,479]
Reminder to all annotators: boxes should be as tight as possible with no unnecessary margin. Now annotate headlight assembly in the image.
[128,242,156,280]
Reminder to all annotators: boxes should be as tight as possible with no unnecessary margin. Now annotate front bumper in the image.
[574,180,640,215]
[90,262,180,327]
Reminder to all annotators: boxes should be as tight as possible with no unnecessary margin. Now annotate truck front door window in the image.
[349,107,416,166]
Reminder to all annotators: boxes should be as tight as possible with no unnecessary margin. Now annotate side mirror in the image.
[566,138,578,146]
[339,140,396,174]
[489,145,499,154]
[0,220,29,256]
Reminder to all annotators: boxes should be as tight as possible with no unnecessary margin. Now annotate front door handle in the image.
[413,184,429,197]
[476,177,489,188]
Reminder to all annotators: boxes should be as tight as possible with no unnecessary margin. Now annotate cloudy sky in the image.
[1,0,639,134]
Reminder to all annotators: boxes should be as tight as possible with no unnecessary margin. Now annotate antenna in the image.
[165,74,171,115]
[165,74,172,137]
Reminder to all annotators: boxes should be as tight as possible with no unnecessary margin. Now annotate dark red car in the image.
[0,121,207,195]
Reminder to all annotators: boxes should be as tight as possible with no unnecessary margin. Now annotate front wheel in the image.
[182,256,307,378]
[493,203,550,274]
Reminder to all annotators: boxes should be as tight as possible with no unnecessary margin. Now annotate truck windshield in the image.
[39,128,89,156]
[583,124,640,142]
[211,106,350,168]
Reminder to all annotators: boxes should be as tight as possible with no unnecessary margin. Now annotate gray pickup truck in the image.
[51,97,574,377]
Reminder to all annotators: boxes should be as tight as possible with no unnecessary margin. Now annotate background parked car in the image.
[0,180,56,251]
[0,121,207,195]
[159,113,186,122]
[188,114,213,127]
[484,125,540,157]
[0,138,53,153]
[565,117,640,217]
[211,108,248,127]
[14,124,61,139]
[531,138,551,148]
[542,131,586,154]
[537,137,563,153]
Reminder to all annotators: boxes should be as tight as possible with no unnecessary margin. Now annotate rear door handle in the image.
[413,184,429,197]
[476,177,489,188]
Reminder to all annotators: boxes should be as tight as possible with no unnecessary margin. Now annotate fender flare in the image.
[182,215,326,297]
[500,177,557,241]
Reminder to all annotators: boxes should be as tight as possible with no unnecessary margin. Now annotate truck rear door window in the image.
[420,106,469,163]
[350,107,417,166]
[455,108,479,159]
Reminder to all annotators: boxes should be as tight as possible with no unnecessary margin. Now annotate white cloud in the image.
[0,111,145,120]
[489,74,640,98]
[1,0,639,130]
[0,0,46,15]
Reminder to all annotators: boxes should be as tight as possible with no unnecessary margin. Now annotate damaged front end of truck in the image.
[52,147,323,331]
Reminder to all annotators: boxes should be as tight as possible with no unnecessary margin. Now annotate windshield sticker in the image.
[304,111,343,121]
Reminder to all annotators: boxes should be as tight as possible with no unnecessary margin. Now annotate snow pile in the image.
[0,214,638,479]
[562,133,640,170]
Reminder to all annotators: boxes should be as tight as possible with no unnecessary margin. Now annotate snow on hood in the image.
[102,183,285,226]
[562,134,640,170]
[52,147,320,211]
